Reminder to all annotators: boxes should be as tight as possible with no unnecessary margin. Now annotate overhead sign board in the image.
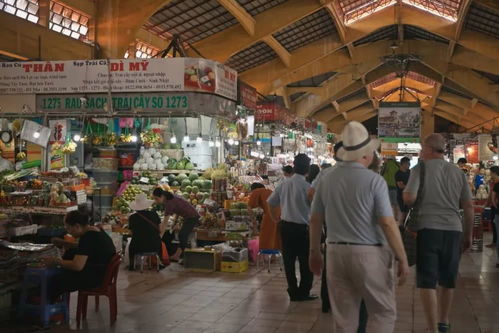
[378,102,421,138]
[35,92,236,118]
[0,58,237,101]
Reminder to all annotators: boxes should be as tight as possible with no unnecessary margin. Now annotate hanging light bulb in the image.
[183,135,190,143]
[33,131,40,139]
[259,153,265,159]
[228,138,234,145]
[215,139,221,147]
[196,135,203,143]
[256,139,262,146]
[208,140,214,147]
[170,136,177,144]
[73,134,81,142]
[234,140,239,146]
[131,135,138,143]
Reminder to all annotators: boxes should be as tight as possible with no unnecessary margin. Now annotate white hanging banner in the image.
[20,120,51,147]
[0,58,237,101]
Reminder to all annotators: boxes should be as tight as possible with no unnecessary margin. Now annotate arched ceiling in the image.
[86,0,499,132]
[7,0,495,133]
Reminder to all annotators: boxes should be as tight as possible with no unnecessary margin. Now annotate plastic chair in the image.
[257,249,284,273]
[76,253,121,328]
[133,252,160,273]
[17,267,69,327]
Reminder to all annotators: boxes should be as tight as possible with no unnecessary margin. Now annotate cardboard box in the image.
[184,248,221,272]
[221,261,248,273]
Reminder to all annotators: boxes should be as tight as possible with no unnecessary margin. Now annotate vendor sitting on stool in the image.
[43,210,115,301]
[152,188,199,262]
[128,193,163,270]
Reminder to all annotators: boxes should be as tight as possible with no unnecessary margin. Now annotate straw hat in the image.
[336,121,379,162]
[129,193,154,211]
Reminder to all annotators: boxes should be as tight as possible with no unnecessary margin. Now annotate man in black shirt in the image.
[395,157,411,224]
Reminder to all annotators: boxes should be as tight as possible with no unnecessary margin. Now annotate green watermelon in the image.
[189,173,199,182]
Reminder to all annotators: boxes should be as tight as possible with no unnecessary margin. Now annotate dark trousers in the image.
[493,210,497,244]
[179,217,199,250]
[280,221,313,299]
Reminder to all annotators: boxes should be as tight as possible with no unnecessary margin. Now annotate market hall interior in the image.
[1,0,499,333]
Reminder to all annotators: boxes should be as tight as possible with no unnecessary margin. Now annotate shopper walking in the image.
[248,183,281,250]
[404,134,473,333]
[268,154,316,302]
[382,157,400,218]
[309,121,409,333]
[395,157,411,224]
[486,166,499,249]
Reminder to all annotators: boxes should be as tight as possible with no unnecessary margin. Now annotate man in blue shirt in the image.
[268,154,316,302]
[309,121,409,332]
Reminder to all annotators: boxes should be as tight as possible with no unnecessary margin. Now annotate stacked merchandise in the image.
[221,246,249,273]
[224,202,252,240]
[91,147,119,216]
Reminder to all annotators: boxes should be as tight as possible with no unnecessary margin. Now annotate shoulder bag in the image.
[401,161,425,267]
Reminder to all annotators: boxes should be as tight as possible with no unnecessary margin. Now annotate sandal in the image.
[438,322,450,333]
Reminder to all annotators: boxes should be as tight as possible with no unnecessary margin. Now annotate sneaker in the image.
[438,322,450,333]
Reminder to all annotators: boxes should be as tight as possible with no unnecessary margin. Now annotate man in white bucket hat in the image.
[309,121,409,333]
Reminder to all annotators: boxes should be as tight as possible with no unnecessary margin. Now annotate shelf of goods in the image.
[1,206,78,215]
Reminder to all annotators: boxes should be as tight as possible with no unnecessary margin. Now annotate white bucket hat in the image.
[129,192,154,211]
[336,121,380,162]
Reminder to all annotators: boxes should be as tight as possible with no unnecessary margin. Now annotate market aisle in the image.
[15,243,498,333]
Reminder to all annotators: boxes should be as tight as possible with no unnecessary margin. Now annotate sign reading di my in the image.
[0,58,237,101]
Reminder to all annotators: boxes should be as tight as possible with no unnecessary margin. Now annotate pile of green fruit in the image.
[130,171,159,185]
[167,172,212,190]
[113,197,131,214]
[229,201,249,216]
[166,157,194,170]
[121,185,144,202]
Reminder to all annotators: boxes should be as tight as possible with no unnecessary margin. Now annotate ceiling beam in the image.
[268,40,499,117]
[451,47,499,75]
[435,100,466,117]
[323,1,354,58]
[327,108,376,132]
[448,0,472,59]
[189,0,325,61]
[261,35,291,67]
[217,0,255,36]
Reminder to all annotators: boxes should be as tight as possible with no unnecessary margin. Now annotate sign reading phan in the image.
[0,58,237,101]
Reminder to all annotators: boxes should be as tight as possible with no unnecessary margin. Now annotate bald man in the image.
[404,134,473,333]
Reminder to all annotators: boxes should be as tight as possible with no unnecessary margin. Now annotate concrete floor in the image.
[9,236,499,333]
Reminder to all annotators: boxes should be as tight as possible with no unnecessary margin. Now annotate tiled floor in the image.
[9,237,499,333]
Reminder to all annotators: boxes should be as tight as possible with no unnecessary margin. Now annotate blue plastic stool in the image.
[257,249,283,273]
[17,266,69,327]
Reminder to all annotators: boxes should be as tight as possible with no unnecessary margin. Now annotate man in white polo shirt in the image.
[309,121,409,333]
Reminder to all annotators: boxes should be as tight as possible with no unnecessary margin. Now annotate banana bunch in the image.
[62,141,77,154]
[120,133,133,143]
[16,152,26,161]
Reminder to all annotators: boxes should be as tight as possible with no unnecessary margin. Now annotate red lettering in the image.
[110,63,120,71]
[33,64,43,72]
[54,63,64,72]
[129,62,140,71]
[22,64,32,72]
[140,62,149,71]
[44,63,53,72]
